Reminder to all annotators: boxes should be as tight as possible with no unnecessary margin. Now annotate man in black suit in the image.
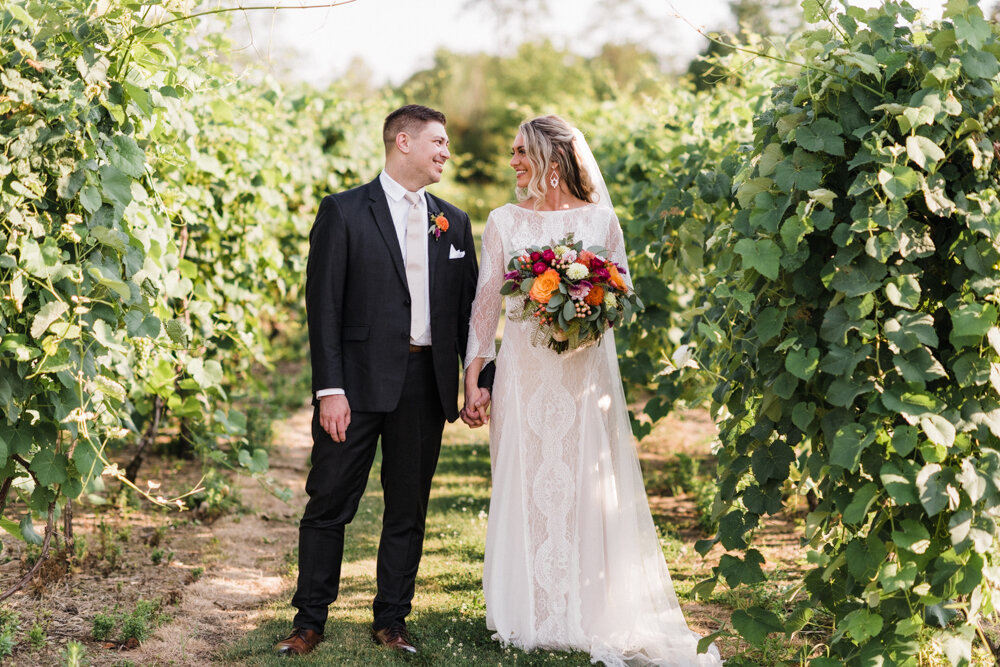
[275,105,493,657]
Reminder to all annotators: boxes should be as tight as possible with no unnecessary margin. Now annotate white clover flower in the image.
[566,263,589,281]
[554,245,571,257]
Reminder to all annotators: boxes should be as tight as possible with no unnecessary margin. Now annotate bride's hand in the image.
[462,387,490,428]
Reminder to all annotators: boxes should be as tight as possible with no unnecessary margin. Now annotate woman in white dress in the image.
[461,115,723,667]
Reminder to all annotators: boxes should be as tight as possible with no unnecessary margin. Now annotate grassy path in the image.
[222,414,600,666]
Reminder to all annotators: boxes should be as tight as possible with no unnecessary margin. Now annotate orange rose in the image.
[607,265,626,290]
[584,284,605,306]
[433,214,449,232]
[529,268,561,303]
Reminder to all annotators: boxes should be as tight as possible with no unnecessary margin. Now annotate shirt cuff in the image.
[316,388,345,399]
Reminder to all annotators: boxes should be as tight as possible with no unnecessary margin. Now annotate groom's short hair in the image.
[383,105,447,151]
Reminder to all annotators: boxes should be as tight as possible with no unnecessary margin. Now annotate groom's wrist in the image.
[316,388,345,399]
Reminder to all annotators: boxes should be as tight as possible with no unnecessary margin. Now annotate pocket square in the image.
[449,244,466,259]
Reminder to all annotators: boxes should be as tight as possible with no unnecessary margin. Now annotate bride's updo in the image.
[517,115,596,207]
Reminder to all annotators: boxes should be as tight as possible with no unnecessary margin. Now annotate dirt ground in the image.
[0,406,805,665]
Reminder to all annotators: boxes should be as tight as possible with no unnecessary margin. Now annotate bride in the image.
[461,115,723,666]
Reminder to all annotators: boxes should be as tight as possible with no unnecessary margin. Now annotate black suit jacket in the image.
[306,177,494,422]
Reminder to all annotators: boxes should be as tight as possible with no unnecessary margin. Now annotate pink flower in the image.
[533,262,548,275]
[568,281,593,300]
[504,270,521,281]
[592,267,610,282]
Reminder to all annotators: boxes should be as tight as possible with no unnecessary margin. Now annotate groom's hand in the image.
[319,394,351,442]
[461,388,491,428]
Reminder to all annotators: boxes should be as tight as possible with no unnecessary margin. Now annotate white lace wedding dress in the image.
[466,203,723,666]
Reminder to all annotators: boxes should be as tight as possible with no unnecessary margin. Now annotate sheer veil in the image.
[572,127,614,211]
[568,127,724,666]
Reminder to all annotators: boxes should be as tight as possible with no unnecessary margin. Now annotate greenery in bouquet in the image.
[500,236,642,353]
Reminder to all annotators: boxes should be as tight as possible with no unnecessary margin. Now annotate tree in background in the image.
[687,0,799,89]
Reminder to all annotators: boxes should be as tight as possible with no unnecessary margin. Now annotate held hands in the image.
[461,385,491,428]
[319,394,351,442]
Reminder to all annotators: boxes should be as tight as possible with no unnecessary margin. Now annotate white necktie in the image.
[403,192,427,341]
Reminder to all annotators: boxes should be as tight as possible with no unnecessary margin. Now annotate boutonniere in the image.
[428,211,449,240]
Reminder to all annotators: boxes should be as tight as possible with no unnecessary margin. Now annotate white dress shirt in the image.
[316,171,433,400]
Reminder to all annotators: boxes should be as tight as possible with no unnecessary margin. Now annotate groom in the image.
[275,105,494,657]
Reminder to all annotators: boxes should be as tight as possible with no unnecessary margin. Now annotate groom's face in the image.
[405,121,450,187]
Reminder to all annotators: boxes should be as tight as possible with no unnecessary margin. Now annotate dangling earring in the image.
[549,171,559,189]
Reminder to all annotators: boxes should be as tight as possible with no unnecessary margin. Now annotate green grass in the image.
[225,422,594,665]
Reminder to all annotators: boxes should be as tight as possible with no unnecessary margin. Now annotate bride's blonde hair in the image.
[516,115,596,208]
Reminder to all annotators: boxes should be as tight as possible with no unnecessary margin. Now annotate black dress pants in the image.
[291,350,445,632]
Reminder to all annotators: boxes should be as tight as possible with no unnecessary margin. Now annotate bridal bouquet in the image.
[500,235,642,353]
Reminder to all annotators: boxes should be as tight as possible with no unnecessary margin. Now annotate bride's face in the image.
[510,132,532,188]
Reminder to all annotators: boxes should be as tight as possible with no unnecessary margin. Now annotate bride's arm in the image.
[463,211,504,422]
[604,208,634,290]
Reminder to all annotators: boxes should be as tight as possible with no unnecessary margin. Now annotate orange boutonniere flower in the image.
[529,268,561,303]
[428,211,449,240]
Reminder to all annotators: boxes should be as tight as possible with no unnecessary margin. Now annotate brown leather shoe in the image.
[274,627,323,656]
[371,625,417,654]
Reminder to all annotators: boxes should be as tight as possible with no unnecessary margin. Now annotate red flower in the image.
[530,251,541,262]
[542,249,556,264]
[533,262,548,275]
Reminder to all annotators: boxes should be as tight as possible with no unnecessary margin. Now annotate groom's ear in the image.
[395,132,410,154]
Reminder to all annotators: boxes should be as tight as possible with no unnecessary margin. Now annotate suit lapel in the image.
[425,193,445,301]
[366,179,407,287]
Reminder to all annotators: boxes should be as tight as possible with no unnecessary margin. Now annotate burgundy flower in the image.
[592,268,610,281]
[504,270,521,281]
[530,251,541,262]
[533,262,548,275]
[590,257,605,270]
[542,249,556,264]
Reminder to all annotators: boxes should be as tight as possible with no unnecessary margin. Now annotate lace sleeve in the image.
[604,208,634,290]
[465,210,504,367]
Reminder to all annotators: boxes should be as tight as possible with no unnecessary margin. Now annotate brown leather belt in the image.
[409,344,431,353]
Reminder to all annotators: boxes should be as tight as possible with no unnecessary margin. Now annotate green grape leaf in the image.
[30,449,69,487]
[843,482,879,524]
[734,238,782,280]
[920,414,956,448]
[905,135,945,170]
[30,300,68,340]
[731,606,784,646]
[719,549,766,587]
[916,463,952,516]
[785,347,820,381]
[892,518,931,553]
[19,515,43,546]
[878,166,920,199]
[831,423,874,473]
